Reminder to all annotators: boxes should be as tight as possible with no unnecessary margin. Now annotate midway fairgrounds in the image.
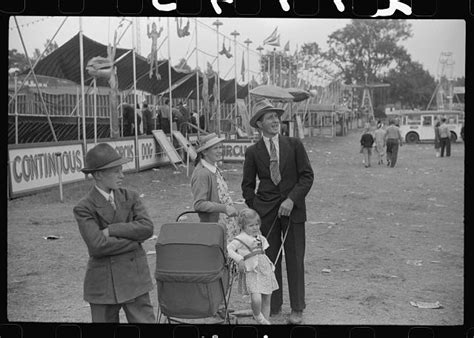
[7,128,464,325]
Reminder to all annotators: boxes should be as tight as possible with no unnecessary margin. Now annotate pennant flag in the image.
[266,34,281,47]
[263,27,279,46]
[284,41,290,52]
[241,51,245,82]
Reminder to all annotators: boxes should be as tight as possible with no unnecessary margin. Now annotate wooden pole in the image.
[231,30,240,129]
[132,18,139,172]
[93,78,97,143]
[14,72,18,144]
[213,20,223,137]
[195,18,200,138]
[79,18,87,153]
[167,18,174,143]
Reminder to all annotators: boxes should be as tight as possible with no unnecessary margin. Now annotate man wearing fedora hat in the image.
[73,143,155,323]
[242,98,314,324]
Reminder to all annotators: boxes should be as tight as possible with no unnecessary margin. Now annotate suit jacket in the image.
[191,162,227,222]
[242,135,314,223]
[73,187,154,304]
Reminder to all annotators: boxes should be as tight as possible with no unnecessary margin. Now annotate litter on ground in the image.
[43,235,61,240]
[409,301,442,309]
[406,260,423,266]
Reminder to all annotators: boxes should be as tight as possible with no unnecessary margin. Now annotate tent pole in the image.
[14,72,18,144]
[167,17,174,144]
[132,18,139,172]
[231,30,239,133]
[244,39,252,118]
[195,18,200,138]
[77,88,80,140]
[93,78,97,143]
[213,20,223,137]
[273,48,276,87]
[79,18,87,152]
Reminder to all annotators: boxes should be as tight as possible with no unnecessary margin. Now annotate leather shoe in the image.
[270,307,281,316]
[288,310,303,324]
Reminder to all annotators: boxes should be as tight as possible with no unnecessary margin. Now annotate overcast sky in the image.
[8,16,465,84]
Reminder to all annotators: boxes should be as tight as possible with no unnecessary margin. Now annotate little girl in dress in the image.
[227,208,279,325]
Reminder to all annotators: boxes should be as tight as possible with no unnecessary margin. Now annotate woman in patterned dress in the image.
[191,133,240,242]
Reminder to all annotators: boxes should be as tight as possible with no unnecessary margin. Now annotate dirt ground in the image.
[7,129,464,325]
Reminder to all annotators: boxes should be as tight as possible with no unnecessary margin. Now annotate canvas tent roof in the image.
[28,33,248,101]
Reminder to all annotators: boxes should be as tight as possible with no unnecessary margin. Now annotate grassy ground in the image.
[7,129,464,325]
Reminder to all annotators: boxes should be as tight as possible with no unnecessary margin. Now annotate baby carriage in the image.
[154,211,238,324]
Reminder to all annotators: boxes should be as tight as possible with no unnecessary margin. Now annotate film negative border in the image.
[1,0,472,338]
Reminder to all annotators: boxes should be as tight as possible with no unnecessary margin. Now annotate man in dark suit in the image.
[73,143,155,323]
[242,99,314,324]
[122,104,141,137]
[141,102,154,135]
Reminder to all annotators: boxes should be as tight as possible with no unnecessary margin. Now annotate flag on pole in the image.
[267,34,280,47]
[241,51,246,82]
[284,40,290,52]
[263,27,279,46]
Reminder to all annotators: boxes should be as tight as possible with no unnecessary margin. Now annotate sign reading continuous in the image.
[8,143,85,197]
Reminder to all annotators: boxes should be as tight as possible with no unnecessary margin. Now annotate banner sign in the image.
[222,140,254,162]
[138,136,170,170]
[87,139,137,172]
[8,142,85,197]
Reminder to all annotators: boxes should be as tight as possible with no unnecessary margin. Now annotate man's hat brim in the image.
[81,157,132,174]
[250,107,284,128]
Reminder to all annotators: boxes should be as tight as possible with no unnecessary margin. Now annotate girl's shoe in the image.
[254,313,271,325]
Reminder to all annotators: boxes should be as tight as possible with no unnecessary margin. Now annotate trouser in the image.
[90,292,155,323]
[260,213,306,312]
[440,137,451,157]
[386,139,400,167]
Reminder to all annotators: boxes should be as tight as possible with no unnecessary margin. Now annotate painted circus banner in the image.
[8,141,85,197]
[8,137,254,198]
[221,140,254,162]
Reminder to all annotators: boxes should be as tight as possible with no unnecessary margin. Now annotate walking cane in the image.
[273,218,291,265]
[266,215,292,265]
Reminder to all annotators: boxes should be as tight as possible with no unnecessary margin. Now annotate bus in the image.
[387,110,464,144]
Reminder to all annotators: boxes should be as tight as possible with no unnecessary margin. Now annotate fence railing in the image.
[9,91,237,121]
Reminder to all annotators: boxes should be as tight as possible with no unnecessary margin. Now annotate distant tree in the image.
[325,19,412,85]
[9,39,59,73]
[8,49,29,72]
[383,59,436,109]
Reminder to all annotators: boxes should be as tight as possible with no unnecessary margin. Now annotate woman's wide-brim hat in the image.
[249,98,284,128]
[196,133,225,153]
[81,143,132,174]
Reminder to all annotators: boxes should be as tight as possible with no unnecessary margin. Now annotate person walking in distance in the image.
[384,119,403,168]
[242,99,314,324]
[373,122,387,165]
[360,125,375,168]
[438,117,451,157]
[434,119,441,157]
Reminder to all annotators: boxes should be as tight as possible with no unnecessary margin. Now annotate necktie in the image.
[269,139,281,186]
[108,195,116,210]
